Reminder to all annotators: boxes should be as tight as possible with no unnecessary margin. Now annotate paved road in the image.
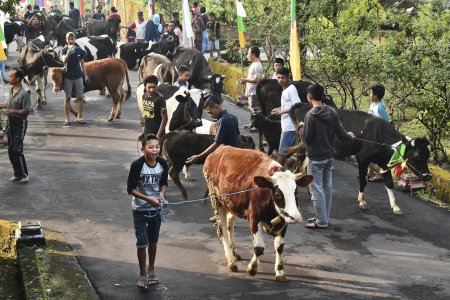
[1,45,450,300]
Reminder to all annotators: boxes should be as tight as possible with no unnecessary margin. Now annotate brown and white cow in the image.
[203,146,314,281]
[50,58,131,121]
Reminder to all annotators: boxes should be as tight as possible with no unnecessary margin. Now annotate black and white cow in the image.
[289,102,432,215]
[172,45,226,99]
[42,14,59,46]
[18,36,64,111]
[87,17,121,42]
[138,53,178,84]
[4,19,27,54]
[74,35,115,62]
[55,17,88,46]
[114,41,174,71]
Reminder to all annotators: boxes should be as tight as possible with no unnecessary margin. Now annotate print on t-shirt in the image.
[139,172,162,189]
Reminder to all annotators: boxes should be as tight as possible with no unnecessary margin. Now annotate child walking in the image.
[127,134,169,288]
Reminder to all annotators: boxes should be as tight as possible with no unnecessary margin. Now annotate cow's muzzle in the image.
[192,119,202,128]
[419,173,433,181]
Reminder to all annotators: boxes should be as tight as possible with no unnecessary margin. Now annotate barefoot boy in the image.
[127,134,169,288]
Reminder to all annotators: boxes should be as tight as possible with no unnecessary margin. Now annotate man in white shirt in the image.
[240,46,263,113]
[120,11,148,42]
[271,67,301,166]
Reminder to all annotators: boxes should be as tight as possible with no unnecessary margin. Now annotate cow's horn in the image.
[221,75,227,78]
[208,75,212,79]
[294,173,304,178]
[411,139,415,147]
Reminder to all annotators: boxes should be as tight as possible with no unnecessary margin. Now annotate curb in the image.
[425,164,450,204]
[18,247,46,299]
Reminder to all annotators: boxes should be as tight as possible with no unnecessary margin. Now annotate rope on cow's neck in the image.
[144,187,261,220]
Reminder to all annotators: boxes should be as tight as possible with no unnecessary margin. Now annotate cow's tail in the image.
[119,58,132,101]
[138,64,143,83]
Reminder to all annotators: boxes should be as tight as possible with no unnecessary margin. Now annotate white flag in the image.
[236,0,246,17]
[182,0,194,46]
[148,0,154,19]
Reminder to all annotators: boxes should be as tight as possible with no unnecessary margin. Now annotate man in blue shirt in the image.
[69,2,82,28]
[61,32,88,125]
[185,95,240,221]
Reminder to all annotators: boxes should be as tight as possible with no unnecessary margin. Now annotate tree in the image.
[0,0,21,15]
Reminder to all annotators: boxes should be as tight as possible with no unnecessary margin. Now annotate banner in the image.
[236,0,246,48]
[290,0,301,80]
[182,0,194,46]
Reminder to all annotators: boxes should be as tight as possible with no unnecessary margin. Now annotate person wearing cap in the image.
[120,11,147,43]
[69,2,82,28]
[108,7,121,21]
[27,7,46,41]
[61,32,88,125]
[271,58,284,79]
[92,5,106,20]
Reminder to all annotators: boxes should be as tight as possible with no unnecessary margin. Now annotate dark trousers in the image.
[7,117,28,178]
[194,40,203,51]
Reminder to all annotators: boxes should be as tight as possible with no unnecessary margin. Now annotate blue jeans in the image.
[279,131,297,155]
[202,30,209,51]
[0,60,6,80]
[133,210,161,248]
[307,158,333,225]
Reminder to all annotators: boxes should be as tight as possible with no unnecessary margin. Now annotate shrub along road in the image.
[1,45,450,299]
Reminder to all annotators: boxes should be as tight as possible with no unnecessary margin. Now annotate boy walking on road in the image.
[127,134,168,288]
[299,84,355,229]
[0,68,31,183]
[137,75,168,141]
[207,12,220,58]
[271,67,300,167]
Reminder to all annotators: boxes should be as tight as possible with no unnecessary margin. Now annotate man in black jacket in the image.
[299,84,355,229]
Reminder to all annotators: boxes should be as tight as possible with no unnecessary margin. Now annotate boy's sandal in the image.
[307,217,317,223]
[305,221,328,229]
[77,119,86,124]
[137,279,148,289]
[368,175,383,182]
[63,121,70,126]
[147,274,158,285]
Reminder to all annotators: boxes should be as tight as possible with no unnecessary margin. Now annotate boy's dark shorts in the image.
[133,210,161,248]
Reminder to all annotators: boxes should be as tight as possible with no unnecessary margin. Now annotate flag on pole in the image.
[236,0,246,48]
[0,12,6,60]
[122,0,125,11]
[290,0,301,80]
[182,0,194,47]
[80,0,84,15]
[148,0,154,19]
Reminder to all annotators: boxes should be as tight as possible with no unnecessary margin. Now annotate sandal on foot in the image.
[63,121,70,126]
[368,175,383,182]
[137,279,148,289]
[307,217,317,223]
[305,221,328,229]
[77,119,86,124]
[147,274,158,285]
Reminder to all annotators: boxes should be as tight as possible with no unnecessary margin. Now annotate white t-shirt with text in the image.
[281,84,301,132]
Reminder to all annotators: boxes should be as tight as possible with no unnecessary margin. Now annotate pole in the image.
[377,6,381,44]
[65,0,69,14]
[240,48,244,97]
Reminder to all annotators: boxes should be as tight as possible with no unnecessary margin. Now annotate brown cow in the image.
[50,58,131,121]
[203,146,314,281]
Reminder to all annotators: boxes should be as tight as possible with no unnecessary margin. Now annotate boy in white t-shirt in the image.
[270,67,301,166]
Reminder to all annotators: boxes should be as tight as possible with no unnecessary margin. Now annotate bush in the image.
[224,36,253,63]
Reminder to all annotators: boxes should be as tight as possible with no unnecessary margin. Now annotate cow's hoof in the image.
[359,203,369,210]
[184,174,196,181]
[233,252,241,261]
[168,176,173,181]
[42,100,47,104]
[30,106,34,112]
[106,95,111,98]
[114,115,121,119]
[276,274,288,282]
[247,265,257,276]
[228,262,238,272]
[394,209,404,215]
[36,105,42,109]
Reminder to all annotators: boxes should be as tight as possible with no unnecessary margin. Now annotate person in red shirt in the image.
[121,11,148,42]
[108,6,121,20]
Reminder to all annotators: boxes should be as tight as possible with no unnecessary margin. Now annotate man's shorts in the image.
[63,77,83,99]
[133,210,161,248]
[279,131,297,155]
[208,39,220,51]
[249,95,258,110]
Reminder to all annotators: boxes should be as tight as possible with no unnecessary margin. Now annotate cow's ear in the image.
[175,95,188,103]
[295,174,314,188]
[254,176,274,189]
[199,78,211,84]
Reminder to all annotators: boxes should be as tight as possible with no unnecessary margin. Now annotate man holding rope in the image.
[0,68,31,183]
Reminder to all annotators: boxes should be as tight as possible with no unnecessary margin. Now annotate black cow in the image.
[172,45,226,99]
[289,102,432,215]
[160,132,256,199]
[55,17,88,46]
[74,35,115,62]
[4,19,27,53]
[114,41,174,71]
[254,79,337,152]
[248,112,282,156]
[42,14,59,46]
[18,36,64,111]
[87,17,121,42]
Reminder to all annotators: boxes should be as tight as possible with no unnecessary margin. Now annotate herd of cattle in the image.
[5,14,434,281]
